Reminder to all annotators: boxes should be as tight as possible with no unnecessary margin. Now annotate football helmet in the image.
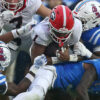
[73,0,100,31]
[0,41,11,71]
[1,0,24,12]
[49,5,74,47]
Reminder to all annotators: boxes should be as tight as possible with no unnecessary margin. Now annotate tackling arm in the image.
[73,42,100,60]
[6,71,35,96]
[36,4,51,17]
[30,42,53,65]
[0,32,14,43]
[0,20,37,43]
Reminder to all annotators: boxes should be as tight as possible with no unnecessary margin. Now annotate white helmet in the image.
[73,0,100,31]
[0,41,11,71]
[1,0,24,12]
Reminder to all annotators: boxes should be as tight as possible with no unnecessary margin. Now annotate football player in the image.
[0,41,10,95]
[0,0,51,85]
[0,4,82,100]
[13,2,100,100]
[11,4,82,100]
[0,0,51,63]
[0,41,39,98]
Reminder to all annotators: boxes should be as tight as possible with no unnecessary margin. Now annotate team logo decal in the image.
[50,11,56,21]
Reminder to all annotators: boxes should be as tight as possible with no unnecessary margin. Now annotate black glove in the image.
[9,16,23,29]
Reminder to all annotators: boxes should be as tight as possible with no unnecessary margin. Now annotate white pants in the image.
[13,65,57,100]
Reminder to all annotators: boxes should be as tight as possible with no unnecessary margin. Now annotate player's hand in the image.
[29,54,47,74]
[17,19,37,35]
[0,10,14,30]
[56,47,70,61]
[74,42,92,58]
[11,19,37,38]
[34,54,47,68]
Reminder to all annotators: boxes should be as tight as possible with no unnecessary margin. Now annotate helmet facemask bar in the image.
[79,16,100,31]
[0,64,5,71]
[49,24,73,47]
[1,0,24,12]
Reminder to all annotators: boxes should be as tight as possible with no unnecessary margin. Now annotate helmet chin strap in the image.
[58,39,64,47]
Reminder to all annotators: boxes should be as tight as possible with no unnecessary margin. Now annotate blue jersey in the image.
[53,59,100,94]
[81,26,100,52]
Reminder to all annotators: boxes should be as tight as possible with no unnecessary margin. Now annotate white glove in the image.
[11,19,37,38]
[29,64,38,75]
[74,42,92,58]
[0,10,14,30]
[29,54,47,74]
[34,54,47,68]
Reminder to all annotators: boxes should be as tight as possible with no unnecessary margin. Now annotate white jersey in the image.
[31,17,82,47]
[15,0,42,25]
[0,0,42,32]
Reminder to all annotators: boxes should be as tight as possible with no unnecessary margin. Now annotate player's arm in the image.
[0,32,14,43]
[30,41,62,65]
[6,71,35,96]
[30,42,53,64]
[36,4,51,17]
[0,20,37,43]
[73,42,100,60]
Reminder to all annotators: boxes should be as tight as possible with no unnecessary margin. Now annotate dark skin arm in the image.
[0,32,14,43]
[57,46,84,62]
[30,42,52,65]
[58,45,100,62]
[5,42,53,96]
[6,72,35,96]
[36,4,51,17]
[76,63,97,100]
[6,78,30,96]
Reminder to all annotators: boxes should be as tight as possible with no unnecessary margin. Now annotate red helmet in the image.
[1,0,24,12]
[49,5,74,47]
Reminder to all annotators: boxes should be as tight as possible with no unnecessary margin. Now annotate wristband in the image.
[11,29,19,38]
[69,54,78,62]
[25,73,34,82]
[51,57,61,64]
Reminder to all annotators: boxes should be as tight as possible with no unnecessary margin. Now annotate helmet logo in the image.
[0,48,6,61]
[92,4,100,18]
[50,11,56,21]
